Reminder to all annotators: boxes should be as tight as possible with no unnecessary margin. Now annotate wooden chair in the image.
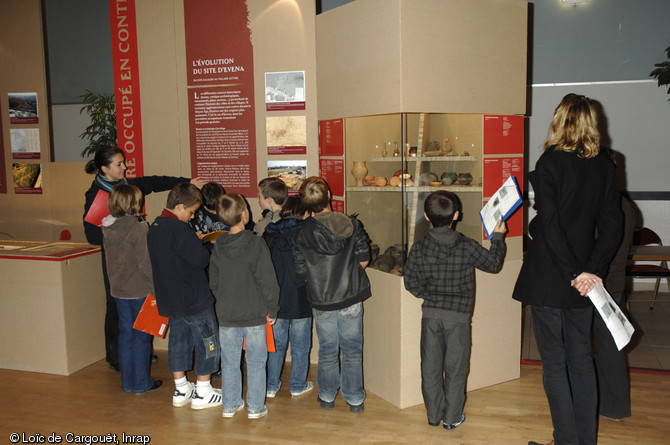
[626,227,670,310]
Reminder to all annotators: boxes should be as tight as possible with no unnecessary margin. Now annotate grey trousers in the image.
[420,317,470,426]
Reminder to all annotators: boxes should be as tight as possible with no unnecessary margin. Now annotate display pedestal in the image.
[0,241,106,375]
[364,260,523,408]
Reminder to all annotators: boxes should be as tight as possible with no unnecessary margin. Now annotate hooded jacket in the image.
[293,212,371,311]
[101,214,154,299]
[263,217,311,319]
[404,226,505,320]
[209,229,280,327]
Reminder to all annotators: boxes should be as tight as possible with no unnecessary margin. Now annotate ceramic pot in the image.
[351,160,368,187]
[457,173,473,185]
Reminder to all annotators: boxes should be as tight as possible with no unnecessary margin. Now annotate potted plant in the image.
[650,46,670,101]
[79,89,117,157]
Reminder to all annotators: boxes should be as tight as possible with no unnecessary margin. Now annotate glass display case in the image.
[343,112,488,275]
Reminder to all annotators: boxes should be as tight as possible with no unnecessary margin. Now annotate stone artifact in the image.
[441,171,458,185]
[419,171,438,186]
[372,253,395,272]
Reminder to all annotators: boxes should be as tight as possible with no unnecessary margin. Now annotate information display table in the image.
[0,241,105,375]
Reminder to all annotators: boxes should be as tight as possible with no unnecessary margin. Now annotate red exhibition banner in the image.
[331,198,345,214]
[319,119,344,157]
[108,0,144,178]
[319,159,345,198]
[183,0,257,197]
[483,115,524,156]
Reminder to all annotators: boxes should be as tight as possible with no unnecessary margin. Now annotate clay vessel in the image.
[351,161,368,187]
[457,173,473,185]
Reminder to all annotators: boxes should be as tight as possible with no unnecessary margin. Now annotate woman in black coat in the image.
[514,94,623,445]
[83,146,202,372]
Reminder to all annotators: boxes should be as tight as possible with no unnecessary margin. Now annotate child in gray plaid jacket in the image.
[404,190,506,430]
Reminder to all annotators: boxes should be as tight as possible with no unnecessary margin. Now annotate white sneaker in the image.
[247,404,268,419]
[172,382,195,408]
[291,381,314,397]
[191,387,222,410]
[266,389,278,398]
[222,400,245,418]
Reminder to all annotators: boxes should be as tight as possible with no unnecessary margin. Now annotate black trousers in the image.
[593,292,631,419]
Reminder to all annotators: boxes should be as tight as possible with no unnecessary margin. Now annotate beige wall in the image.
[0,0,67,241]
[316,0,527,120]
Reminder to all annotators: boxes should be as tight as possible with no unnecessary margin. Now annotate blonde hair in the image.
[107,184,143,217]
[299,176,330,213]
[217,193,246,227]
[543,93,600,158]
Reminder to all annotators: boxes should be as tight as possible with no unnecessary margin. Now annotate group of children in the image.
[102,172,508,428]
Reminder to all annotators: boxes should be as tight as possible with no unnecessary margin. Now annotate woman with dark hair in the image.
[514,94,623,445]
[83,146,203,373]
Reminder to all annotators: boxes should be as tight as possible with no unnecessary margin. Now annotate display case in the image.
[344,112,489,274]
[315,0,528,409]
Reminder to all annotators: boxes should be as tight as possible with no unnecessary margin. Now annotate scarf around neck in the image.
[95,172,128,192]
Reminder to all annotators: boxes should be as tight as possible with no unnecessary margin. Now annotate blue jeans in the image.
[167,306,219,376]
[532,305,597,445]
[313,303,365,406]
[115,297,154,394]
[267,317,312,393]
[220,325,267,411]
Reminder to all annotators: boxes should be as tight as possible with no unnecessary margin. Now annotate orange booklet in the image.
[133,294,169,338]
[243,319,276,353]
[201,230,228,243]
[84,189,110,227]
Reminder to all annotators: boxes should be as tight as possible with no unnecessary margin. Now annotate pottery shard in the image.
[374,177,387,186]
[389,176,401,187]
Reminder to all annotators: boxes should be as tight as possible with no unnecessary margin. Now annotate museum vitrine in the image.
[315,0,528,408]
[341,112,521,276]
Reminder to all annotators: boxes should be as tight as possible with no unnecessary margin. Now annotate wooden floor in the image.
[1,352,669,444]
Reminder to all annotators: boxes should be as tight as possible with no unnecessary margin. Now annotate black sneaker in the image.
[443,412,465,430]
[135,380,162,395]
[109,364,121,374]
[151,354,159,363]
[317,396,334,409]
[347,402,364,413]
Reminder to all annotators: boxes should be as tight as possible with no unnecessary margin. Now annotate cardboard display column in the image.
[316,0,527,408]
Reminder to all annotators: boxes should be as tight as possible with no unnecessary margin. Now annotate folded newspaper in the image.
[479,176,522,238]
[588,283,635,351]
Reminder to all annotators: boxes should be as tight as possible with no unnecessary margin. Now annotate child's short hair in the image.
[166,183,202,210]
[108,184,144,217]
[299,176,330,213]
[280,195,306,219]
[217,193,246,227]
[258,177,288,206]
[424,191,460,228]
[201,182,226,210]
